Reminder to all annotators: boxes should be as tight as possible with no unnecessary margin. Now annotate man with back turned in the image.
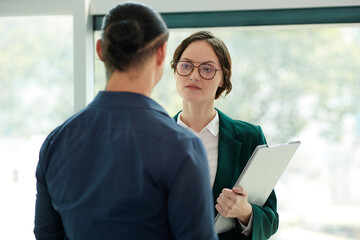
[34,2,217,240]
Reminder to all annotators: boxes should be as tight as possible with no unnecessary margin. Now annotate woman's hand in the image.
[215,187,253,225]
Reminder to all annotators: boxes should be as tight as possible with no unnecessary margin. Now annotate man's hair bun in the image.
[106,19,143,55]
[100,2,169,76]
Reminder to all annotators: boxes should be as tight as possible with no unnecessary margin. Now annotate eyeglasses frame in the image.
[175,61,222,80]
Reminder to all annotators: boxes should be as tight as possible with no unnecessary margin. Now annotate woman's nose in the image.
[189,67,200,81]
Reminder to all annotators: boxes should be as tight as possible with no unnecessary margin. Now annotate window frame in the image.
[93,6,360,30]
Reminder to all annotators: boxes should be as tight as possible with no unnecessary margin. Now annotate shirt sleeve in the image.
[34,135,66,239]
[237,213,254,236]
[166,138,218,240]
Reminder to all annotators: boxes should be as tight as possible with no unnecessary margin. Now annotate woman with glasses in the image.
[171,31,279,240]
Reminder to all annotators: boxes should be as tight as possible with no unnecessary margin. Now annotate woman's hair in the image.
[171,31,232,99]
[100,2,169,79]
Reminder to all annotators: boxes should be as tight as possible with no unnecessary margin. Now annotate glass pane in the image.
[94,25,360,239]
[0,16,73,239]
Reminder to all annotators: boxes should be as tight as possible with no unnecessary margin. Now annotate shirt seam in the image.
[62,125,194,149]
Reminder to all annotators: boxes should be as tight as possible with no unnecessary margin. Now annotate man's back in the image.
[34,91,217,240]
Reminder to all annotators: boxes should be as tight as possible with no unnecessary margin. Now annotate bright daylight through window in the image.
[0,16,73,239]
[95,25,360,240]
[1,14,359,240]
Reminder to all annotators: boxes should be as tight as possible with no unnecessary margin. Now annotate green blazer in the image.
[174,109,279,240]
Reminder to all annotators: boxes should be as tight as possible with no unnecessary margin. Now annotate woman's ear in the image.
[96,39,104,61]
[219,79,224,88]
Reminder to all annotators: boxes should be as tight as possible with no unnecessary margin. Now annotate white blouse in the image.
[177,110,253,235]
[177,111,219,187]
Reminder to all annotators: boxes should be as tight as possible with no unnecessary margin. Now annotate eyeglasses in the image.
[176,61,222,80]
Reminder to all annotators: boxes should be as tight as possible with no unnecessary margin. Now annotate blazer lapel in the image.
[174,110,243,212]
[173,112,180,122]
[212,110,243,206]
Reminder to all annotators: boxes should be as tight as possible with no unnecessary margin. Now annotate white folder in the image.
[214,141,301,234]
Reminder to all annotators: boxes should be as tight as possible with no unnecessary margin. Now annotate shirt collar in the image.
[177,110,219,136]
[90,91,169,117]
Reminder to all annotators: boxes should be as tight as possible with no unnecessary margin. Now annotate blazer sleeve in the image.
[234,126,279,240]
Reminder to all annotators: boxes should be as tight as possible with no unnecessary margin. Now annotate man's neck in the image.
[105,61,156,98]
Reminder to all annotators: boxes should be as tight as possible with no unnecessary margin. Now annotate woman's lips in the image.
[185,84,201,90]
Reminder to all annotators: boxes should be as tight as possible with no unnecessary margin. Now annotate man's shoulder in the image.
[151,112,200,146]
[40,107,90,149]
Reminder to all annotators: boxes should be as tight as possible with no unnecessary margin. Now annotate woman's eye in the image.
[182,63,192,69]
[201,65,215,72]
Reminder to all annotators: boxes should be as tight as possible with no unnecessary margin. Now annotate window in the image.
[0,16,73,239]
[94,24,360,239]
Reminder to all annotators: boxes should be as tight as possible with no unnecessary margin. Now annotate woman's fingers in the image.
[216,187,252,219]
[232,186,247,197]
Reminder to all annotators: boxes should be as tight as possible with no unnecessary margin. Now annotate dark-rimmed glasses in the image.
[176,61,222,80]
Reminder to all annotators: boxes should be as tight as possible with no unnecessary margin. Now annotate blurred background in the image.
[1,0,359,239]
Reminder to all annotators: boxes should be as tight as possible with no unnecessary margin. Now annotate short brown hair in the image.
[171,31,232,99]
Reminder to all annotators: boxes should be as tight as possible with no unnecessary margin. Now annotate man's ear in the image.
[156,42,167,66]
[96,39,104,61]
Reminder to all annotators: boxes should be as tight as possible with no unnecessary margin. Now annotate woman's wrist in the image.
[238,203,253,226]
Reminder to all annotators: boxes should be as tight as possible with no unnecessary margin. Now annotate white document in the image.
[214,141,301,234]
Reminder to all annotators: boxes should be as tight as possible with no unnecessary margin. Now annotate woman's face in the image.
[175,40,223,105]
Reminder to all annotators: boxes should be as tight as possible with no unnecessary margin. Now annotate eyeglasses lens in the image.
[177,62,216,80]
[177,62,193,76]
[199,65,216,79]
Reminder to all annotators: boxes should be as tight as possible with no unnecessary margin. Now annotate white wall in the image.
[0,0,72,16]
[91,0,360,14]
[0,0,359,16]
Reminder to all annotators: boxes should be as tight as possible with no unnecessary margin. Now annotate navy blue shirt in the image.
[34,91,217,240]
